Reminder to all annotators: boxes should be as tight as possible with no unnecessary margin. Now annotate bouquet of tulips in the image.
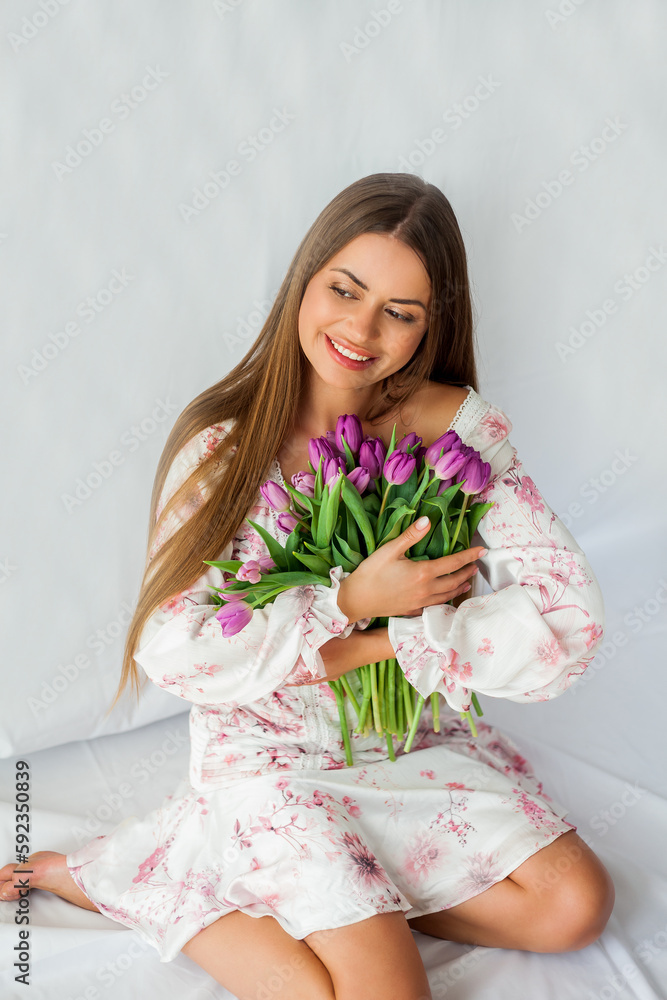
[204,414,495,767]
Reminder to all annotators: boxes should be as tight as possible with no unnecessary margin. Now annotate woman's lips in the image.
[324,333,377,370]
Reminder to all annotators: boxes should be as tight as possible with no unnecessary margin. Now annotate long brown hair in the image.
[107,172,479,713]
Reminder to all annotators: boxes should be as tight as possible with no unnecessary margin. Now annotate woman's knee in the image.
[518,833,615,952]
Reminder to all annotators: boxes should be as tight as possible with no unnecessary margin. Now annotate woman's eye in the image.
[329,285,414,323]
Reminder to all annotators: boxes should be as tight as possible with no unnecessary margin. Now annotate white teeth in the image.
[328,337,372,362]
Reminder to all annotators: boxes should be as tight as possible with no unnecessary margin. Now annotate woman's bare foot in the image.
[0,851,100,912]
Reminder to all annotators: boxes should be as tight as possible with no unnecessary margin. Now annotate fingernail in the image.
[416,516,429,529]
[478,548,488,557]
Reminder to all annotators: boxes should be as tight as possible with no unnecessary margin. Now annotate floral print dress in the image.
[65,387,605,964]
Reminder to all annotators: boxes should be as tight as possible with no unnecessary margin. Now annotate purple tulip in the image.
[215,600,253,637]
[436,477,455,496]
[322,455,346,486]
[236,559,262,584]
[395,431,422,453]
[260,479,291,512]
[258,554,275,572]
[322,429,346,457]
[424,429,462,469]
[433,447,468,481]
[308,436,336,472]
[291,470,316,497]
[276,510,300,533]
[359,439,385,479]
[414,444,426,467]
[218,582,244,601]
[459,457,492,494]
[383,450,416,485]
[348,465,371,494]
[335,413,363,455]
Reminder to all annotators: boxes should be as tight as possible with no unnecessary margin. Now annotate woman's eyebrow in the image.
[329,268,427,310]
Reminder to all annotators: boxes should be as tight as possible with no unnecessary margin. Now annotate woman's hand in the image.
[285,627,394,686]
[337,517,484,623]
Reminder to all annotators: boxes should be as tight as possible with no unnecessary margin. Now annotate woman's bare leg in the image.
[181,911,336,999]
[407,831,614,953]
[305,911,432,1000]
[0,852,101,912]
[182,909,432,1000]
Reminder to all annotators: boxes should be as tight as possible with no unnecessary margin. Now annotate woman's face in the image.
[297,232,432,391]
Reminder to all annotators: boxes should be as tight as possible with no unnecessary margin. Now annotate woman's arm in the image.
[134,425,358,709]
[286,626,395,686]
[387,402,606,712]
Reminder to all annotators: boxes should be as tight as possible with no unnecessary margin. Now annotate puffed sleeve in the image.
[387,401,606,712]
[134,422,357,708]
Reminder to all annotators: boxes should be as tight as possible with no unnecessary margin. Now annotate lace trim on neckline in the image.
[449,385,488,441]
[270,458,290,535]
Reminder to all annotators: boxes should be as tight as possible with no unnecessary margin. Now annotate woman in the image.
[0,173,614,999]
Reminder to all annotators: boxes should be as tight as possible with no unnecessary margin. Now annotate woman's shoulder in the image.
[175,417,237,468]
[158,418,237,517]
[419,381,513,448]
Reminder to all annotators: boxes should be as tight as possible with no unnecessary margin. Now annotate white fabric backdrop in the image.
[1,1,666,997]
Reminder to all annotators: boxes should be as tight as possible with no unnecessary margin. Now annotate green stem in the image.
[378,660,387,729]
[471,691,483,717]
[378,484,390,517]
[331,680,353,766]
[397,675,404,738]
[402,674,414,728]
[404,694,426,753]
[388,658,397,733]
[460,708,478,738]
[431,691,440,732]
[340,673,360,717]
[354,664,371,734]
[385,728,396,762]
[449,493,470,552]
[370,662,382,734]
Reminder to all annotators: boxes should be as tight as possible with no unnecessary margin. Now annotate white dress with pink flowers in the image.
[65,387,605,963]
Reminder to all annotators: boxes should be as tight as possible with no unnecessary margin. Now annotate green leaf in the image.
[245,518,288,571]
[314,455,323,502]
[292,551,333,576]
[408,505,437,557]
[258,569,330,587]
[362,492,381,516]
[426,520,444,559]
[340,475,376,554]
[466,500,495,540]
[283,482,316,518]
[203,559,244,572]
[284,527,301,571]
[345,504,360,550]
[377,495,409,537]
[315,482,331,548]
[303,540,333,565]
[456,518,470,551]
[440,516,450,556]
[333,533,363,567]
[421,483,461,519]
[340,436,356,472]
[330,537,357,573]
[323,473,343,546]
[377,507,416,546]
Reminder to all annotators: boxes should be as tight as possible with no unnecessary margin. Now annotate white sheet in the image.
[2,0,666,996]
